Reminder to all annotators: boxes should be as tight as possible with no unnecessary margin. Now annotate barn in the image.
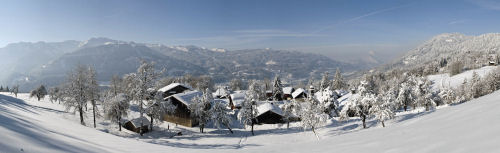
[163,90,202,127]
[123,116,151,134]
[229,92,245,109]
[158,83,192,98]
[253,103,285,124]
[283,87,295,100]
[292,88,308,99]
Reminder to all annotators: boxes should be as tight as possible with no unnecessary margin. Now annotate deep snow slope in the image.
[427,66,498,91]
[1,91,500,153]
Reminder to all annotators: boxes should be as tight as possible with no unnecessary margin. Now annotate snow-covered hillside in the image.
[428,66,498,91]
[1,91,500,153]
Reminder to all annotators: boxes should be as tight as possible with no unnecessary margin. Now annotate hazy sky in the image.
[1,0,500,61]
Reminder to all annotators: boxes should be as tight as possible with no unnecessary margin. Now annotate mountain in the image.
[384,33,500,71]
[0,38,362,91]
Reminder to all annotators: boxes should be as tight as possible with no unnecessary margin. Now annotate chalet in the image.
[283,87,295,100]
[158,83,192,98]
[213,87,230,99]
[123,116,150,134]
[229,92,245,109]
[163,90,202,127]
[292,88,308,99]
[265,90,273,100]
[489,61,496,66]
[253,103,285,124]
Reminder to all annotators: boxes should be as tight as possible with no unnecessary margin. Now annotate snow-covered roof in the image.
[292,88,307,98]
[230,92,246,107]
[130,116,151,127]
[283,87,294,95]
[213,87,229,97]
[256,103,283,116]
[171,90,202,106]
[158,83,192,93]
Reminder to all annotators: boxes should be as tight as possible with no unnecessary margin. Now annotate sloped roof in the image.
[158,83,192,93]
[283,87,294,95]
[130,116,151,127]
[292,88,307,98]
[230,92,246,107]
[214,87,229,97]
[256,103,283,116]
[171,90,202,106]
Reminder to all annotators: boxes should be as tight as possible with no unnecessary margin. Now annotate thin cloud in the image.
[448,19,466,25]
[313,3,414,34]
[468,0,500,10]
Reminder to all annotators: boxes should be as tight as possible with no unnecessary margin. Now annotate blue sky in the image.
[1,0,500,61]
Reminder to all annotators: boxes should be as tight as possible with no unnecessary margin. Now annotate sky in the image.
[1,0,500,62]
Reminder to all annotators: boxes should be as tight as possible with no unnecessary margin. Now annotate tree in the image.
[189,89,212,133]
[470,71,482,98]
[272,76,283,101]
[340,80,374,128]
[413,78,436,111]
[439,88,456,105]
[5,86,9,92]
[319,72,330,91]
[110,74,123,96]
[300,97,328,140]
[282,99,301,129]
[104,93,130,131]
[147,91,175,132]
[369,93,395,127]
[49,87,62,103]
[396,80,415,111]
[229,78,243,91]
[30,85,48,101]
[129,60,163,136]
[210,100,233,134]
[87,66,100,128]
[237,82,259,135]
[332,67,346,90]
[12,85,19,98]
[62,65,90,125]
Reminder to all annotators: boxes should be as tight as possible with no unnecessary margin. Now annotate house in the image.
[253,103,285,124]
[158,83,192,98]
[163,90,202,127]
[489,61,496,66]
[229,92,246,109]
[123,116,151,134]
[283,87,295,100]
[292,88,308,99]
[265,90,273,100]
[213,87,230,99]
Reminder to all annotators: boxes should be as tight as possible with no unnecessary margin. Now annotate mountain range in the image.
[0,37,362,91]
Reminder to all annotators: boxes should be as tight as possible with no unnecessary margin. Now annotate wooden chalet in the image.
[163,90,202,127]
[283,87,295,100]
[123,116,150,134]
[292,88,308,99]
[253,103,285,124]
[158,83,192,98]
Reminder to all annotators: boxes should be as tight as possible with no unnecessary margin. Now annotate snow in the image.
[230,92,246,107]
[256,103,283,116]
[291,88,306,98]
[130,116,151,126]
[428,66,498,91]
[171,90,203,106]
[158,83,192,93]
[2,90,500,153]
[283,87,294,95]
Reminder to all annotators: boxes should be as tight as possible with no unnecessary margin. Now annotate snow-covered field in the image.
[428,66,498,91]
[1,91,500,153]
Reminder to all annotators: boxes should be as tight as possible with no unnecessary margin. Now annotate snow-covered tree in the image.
[129,60,163,135]
[282,99,301,129]
[104,93,130,131]
[229,78,243,91]
[48,87,62,103]
[12,85,19,98]
[316,88,340,117]
[439,88,456,104]
[146,91,175,132]
[340,80,374,128]
[30,85,48,101]
[319,72,330,91]
[237,82,259,135]
[189,89,212,133]
[332,67,346,90]
[272,76,283,101]
[110,74,123,96]
[86,66,100,128]
[210,100,233,134]
[300,97,328,140]
[413,78,436,111]
[470,71,482,98]
[369,94,395,127]
[396,79,415,111]
[62,65,90,125]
